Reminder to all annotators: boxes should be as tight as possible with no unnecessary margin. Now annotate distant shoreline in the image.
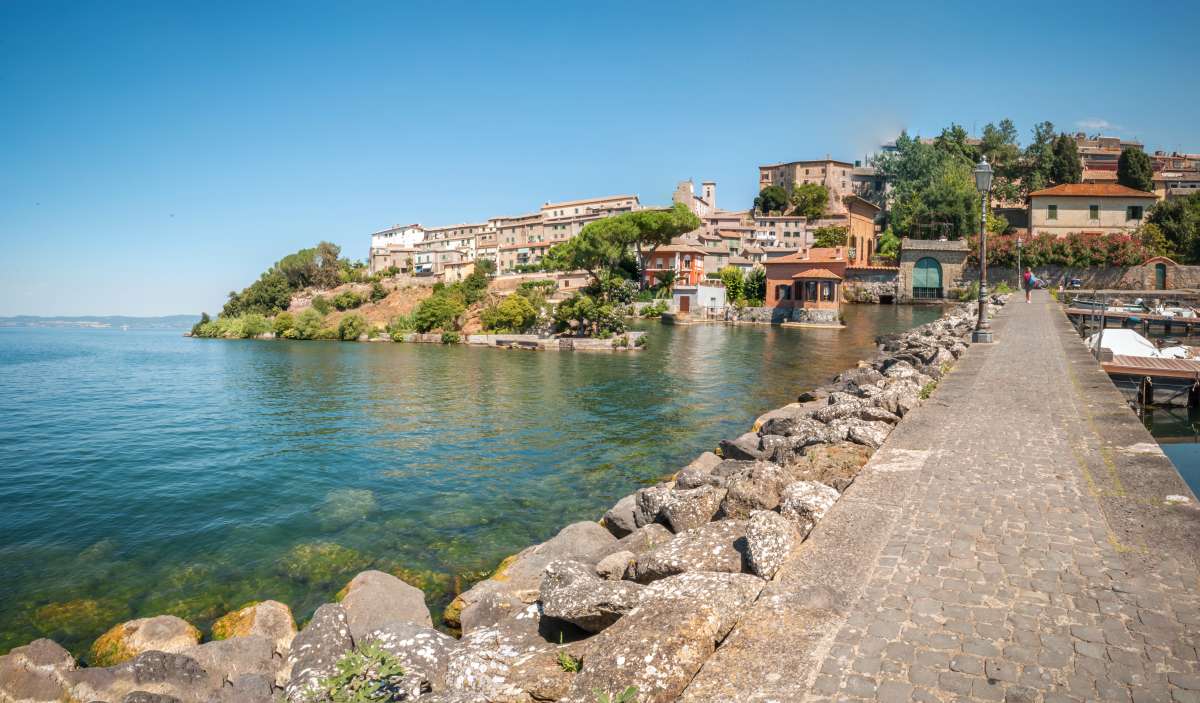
[0,315,195,330]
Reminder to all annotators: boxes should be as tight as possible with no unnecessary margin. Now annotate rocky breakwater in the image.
[0,298,1005,703]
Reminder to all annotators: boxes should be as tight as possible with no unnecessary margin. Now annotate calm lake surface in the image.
[0,306,941,656]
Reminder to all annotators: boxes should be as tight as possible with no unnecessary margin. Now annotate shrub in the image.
[333,290,366,311]
[958,281,980,302]
[640,300,668,318]
[190,313,211,337]
[338,314,368,341]
[295,308,326,339]
[414,294,465,332]
[369,281,388,303]
[310,641,406,702]
[281,328,301,340]
[441,331,461,344]
[311,295,332,315]
[992,281,1013,295]
[387,314,415,336]
[481,294,538,332]
[241,313,270,337]
[273,312,295,335]
[315,326,340,340]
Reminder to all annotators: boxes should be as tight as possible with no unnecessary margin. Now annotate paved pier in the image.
[682,291,1200,702]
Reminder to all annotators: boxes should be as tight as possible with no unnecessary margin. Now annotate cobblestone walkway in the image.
[807,293,1200,703]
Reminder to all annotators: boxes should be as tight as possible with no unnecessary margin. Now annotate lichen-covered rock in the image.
[779,480,840,536]
[203,673,276,703]
[562,600,724,703]
[720,461,789,519]
[282,603,353,703]
[673,452,724,489]
[631,519,749,583]
[882,359,919,380]
[633,484,674,527]
[790,441,872,490]
[210,600,297,656]
[67,651,209,703]
[594,550,635,580]
[874,380,920,417]
[443,606,554,700]
[637,571,765,638]
[811,398,866,424]
[448,521,616,632]
[539,560,643,633]
[718,431,764,461]
[362,620,457,693]
[0,638,75,703]
[601,494,637,537]
[660,485,725,532]
[745,510,800,579]
[847,420,892,449]
[856,405,901,424]
[614,523,673,556]
[181,635,278,689]
[337,569,432,642]
[89,615,202,667]
[123,693,184,703]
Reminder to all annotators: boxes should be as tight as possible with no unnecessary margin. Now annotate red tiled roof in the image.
[764,246,846,265]
[792,268,843,280]
[1028,183,1157,198]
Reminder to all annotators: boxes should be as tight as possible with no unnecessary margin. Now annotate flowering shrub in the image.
[965,232,1154,269]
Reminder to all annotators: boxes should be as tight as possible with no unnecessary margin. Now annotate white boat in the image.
[1084,328,1191,359]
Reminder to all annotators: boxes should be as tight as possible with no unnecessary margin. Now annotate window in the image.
[775,284,791,301]
[1089,205,1099,220]
[1127,205,1144,221]
[1047,204,1058,220]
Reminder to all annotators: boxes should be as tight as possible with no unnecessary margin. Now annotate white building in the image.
[370,224,425,250]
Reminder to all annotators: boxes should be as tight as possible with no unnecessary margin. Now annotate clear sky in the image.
[2,0,1197,316]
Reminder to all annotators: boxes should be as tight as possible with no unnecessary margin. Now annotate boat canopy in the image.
[1084,328,1190,359]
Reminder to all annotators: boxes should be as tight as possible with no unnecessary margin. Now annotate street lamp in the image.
[972,156,994,343]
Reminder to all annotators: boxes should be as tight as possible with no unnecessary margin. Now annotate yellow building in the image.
[1028,183,1157,238]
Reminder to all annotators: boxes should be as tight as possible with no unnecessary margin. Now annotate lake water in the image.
[0,306,941,657]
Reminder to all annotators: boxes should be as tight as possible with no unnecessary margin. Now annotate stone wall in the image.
[962,263,1200,291]
[730,306,840,325]
[844,269,898,303]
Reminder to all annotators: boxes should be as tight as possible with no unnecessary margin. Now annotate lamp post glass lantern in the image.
[972,157,994,343]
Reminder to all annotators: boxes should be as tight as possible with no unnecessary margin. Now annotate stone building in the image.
[673,180,717,218]
[1028,183,1157,238]
[898,238,969,302]
[758,158,856,215]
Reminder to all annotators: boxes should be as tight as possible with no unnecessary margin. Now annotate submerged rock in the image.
[337,569,432,642]
[89,615,202,667]
[539,560,643,633]
[277,541,370,587]
[316,488,378,530]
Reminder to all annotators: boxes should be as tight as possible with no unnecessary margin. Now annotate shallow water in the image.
[0,306,941,656]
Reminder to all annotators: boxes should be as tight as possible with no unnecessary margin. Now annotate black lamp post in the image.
[972,157,994,343]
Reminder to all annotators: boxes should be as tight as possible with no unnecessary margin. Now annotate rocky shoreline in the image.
[0,298,1005,703]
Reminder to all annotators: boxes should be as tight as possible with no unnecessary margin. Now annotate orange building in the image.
[641,243,706,287]
[763,247,848,311]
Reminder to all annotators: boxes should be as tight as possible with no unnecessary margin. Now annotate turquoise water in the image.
[1141,407,1200,495]
[0,306,940,657]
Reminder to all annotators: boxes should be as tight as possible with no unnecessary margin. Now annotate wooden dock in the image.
[1065,307,1200,335]
[1100,354,1200,406]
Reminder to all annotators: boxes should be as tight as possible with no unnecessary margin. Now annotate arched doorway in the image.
[1155,262,1167,290]
[912,257,943,300]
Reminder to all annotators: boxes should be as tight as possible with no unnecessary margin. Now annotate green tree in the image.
[294,308,326,339]
[242,313,270,337]
[544,203,699,284]
[1117,148,1154,192]
[1137,223,1170,258]
[1147,193,1200,261]
[877,131,978,239]
[812,225,848,248]
[338,314,368,341]
[876,228,901,264]
[789,183,828,220]
[190,312,211,337]
[744,267,766,303]
[932,124,977,165]
[1021,121,1057,194]
[273,312,295,335]
[1050,133,1083,185]
[719,266,745,302]
[332,290,365,311]
[753,185,789,215]
[311,295,332,315]
[413,294,466,332]
[481,294,538,332]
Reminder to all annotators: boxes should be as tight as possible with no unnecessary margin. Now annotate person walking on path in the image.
[1022,266,1034,303]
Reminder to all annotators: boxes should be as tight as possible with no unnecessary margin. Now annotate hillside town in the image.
[365,128,1200,320]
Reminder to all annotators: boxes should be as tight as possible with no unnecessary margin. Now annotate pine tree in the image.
[1117,148,1154,192]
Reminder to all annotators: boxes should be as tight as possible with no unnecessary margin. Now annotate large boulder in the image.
[282,604,354,703]
[562,600,724,703]
[633,484,674,527]
[443,605,554,701]
[362,621,457,694]
[660,485,725,532]
[210,600,297,656]
[181,635,278,689]
[601,494,637,537]
[637,571,765,638]
[89,615,202,667]
[203,673,276,703]
[720,462,789,519]
[539,560,643,633]
[337,570,432,642]
[779,480,840,536]
[614,523,673,556]
[673,453,724,489]
[745,510,801,579]
[791,442,873,491]
[67,651,210,703]
[631,519,750,583]
[847,420,892,449]
[0,638,75,703]
[874,380,920,417]
[447,521,616,632]
[718,432,764,461]
[594,550,635,580]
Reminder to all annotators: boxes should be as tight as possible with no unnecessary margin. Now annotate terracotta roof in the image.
[792,268,843,280]
[1028,183,1157,198]
[1082,169,1118,183]
[764,246,846,265]
[846,264,900,271]
[541,194,637,209]
[728,255,755,265]
[649,244,707,255]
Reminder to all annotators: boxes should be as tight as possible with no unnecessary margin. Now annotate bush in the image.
[369,282,388,303]
[333,290,366,311]
[993,281,1013,295]
[311,641,407,702]
[190,313,211,336]
[295,308,326,339]
[281,328,301,340]
[338,314,368,341]
[315,326,340,340]
[441,331,461,344]
[640,300,668,318]
[387,314,415,336]
[414,294,465,332]
[311,295,332,314]
[481,294,538,332]
[242,313,270,337]
[273,312,295,335]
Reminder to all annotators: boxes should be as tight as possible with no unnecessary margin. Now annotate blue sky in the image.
[2,0,1197,316]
